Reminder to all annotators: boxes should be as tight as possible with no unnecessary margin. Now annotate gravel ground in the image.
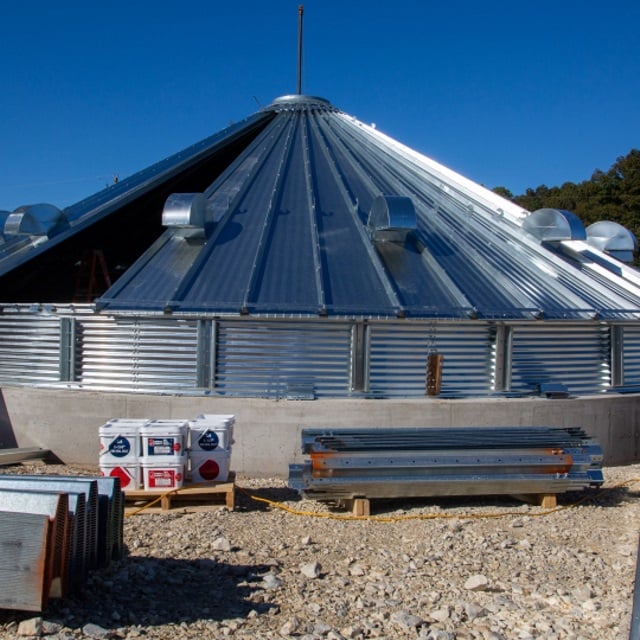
[1,462,639,640]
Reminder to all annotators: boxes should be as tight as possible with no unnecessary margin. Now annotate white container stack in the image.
[99,418,150,490]
[99,416,234,490]
[189,414,235,482]
[139,419,189,490]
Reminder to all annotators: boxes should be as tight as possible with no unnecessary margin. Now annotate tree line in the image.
[493,149,640,242]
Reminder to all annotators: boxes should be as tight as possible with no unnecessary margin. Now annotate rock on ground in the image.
[0,462,638,639]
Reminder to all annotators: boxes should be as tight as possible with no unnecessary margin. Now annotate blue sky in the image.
[1,0,639,211]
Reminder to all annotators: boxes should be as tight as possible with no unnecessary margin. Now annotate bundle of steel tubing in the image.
[289,426,604,500]
[0,474,124,612]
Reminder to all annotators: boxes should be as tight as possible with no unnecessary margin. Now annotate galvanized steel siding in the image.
[622,325,640,386]
[215,321,352,398]
[0,306,635,399]
[78,316,199,391]
[368,322,494,397]
[510,323,610,395]
[0,310,61,383]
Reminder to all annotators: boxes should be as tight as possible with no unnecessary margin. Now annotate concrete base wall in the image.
[2,385,639,475]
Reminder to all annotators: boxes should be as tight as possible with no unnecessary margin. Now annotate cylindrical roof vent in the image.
[3,204,68,238]
[367,195,417,243]
[522,208,586,242]
[586,220,637,263]
[162,193,207,228]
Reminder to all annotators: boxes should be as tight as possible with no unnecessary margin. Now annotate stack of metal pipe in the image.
[0,474,124,612]
[288,426,604,501]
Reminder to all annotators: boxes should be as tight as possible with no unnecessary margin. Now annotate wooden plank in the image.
[0,511,51,612]
[511,493,557,508]
[344,497,370,516]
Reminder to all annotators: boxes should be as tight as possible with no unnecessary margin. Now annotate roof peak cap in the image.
[266,94,336,112]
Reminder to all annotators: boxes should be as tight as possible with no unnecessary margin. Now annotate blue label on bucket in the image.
[197,431,219,451]
[109,436,131,458]
[146,437,178,456]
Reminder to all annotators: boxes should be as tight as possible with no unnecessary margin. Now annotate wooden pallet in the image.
[124,473,235,513]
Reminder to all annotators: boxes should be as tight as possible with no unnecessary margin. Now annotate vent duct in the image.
[162,193,207,229]
[586,220,638,264]
[367,195,417,243]
[3,204,69,238]
[522,208,586,243]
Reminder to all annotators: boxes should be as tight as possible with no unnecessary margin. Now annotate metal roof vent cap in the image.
[162,193,207,231]
[3,203,69,238]
[522,208,586,242]
[367,195,417,243]
[0,211,9,242]
[586,220,638,263]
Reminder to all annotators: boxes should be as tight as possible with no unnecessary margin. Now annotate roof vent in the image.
[586,220,638,263]
[162,193,207,228]
[3,204,68,238]
[0,211,9,241]
[367,195,417,243]
[522,208,586,242]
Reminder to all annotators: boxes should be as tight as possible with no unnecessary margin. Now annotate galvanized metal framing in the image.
[196,319,216,388]
[610,324,625,387]
[350,321,370,393]
[59,316,76,382]
[492,324,513,392]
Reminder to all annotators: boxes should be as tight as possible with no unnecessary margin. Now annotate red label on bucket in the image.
[197,459,221,481]
[147,468,182,488]
[104,466,133,489]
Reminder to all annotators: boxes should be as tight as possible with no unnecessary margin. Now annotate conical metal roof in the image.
[3,94,640,320]
[95,94,640,320]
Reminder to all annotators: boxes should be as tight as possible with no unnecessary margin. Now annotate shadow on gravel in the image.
[1,556,277,631]
[234,485,301,511]
[366,485,632,514]
[232,482,631,515]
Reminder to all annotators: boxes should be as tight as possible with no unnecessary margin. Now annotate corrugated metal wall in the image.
[0,306,633,398]
[510,323,611,395]
[368,321,495,397]
[622,325,640,387]
[215,321,352,398]
[0,309,61,383]
[78,315,199,392]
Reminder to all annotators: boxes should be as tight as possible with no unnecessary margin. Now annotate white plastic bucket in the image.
[140,455,187,490]
[99,460,142,490]
[99,418,148,461]
[189,414,235,451]
[190,449,231,483]
[140,420,188,457]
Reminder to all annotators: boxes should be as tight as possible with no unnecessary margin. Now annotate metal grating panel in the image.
[368,321,494,397]
[510,323,611,395]
[215,320,352,398]
[0,310,61,383]
[78,316,199,391]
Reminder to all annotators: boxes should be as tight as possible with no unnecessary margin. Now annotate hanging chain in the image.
[427,318,437,354]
